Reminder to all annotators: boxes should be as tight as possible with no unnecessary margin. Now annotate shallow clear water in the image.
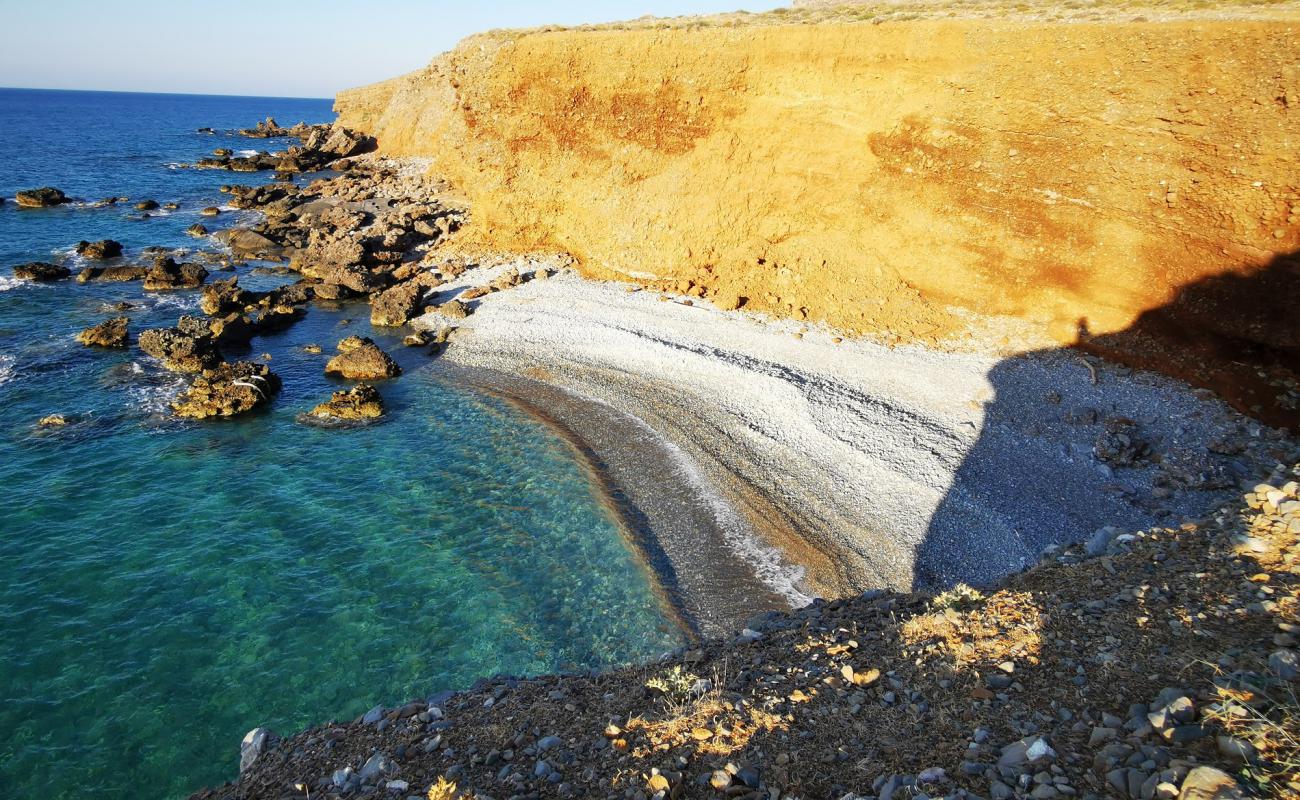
[0,89,683,800]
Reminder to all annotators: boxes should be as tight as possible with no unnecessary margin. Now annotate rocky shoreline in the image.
[8,120,1299,800]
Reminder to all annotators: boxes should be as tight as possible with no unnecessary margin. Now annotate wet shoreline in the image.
[440,363,795,639]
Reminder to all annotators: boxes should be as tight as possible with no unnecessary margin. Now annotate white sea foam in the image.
[622,408,814,608]
[150,293,199,312]
[125,362,185,414]
[0,276,25,292]
[236,149,259,157]
[0,355,15,386]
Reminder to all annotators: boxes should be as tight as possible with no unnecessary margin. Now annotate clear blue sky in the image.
[0,1,785,99]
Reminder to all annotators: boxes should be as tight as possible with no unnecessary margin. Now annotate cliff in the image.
[337,7,1298,362]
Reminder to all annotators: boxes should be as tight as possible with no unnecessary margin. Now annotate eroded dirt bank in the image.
[335,10,1300,424]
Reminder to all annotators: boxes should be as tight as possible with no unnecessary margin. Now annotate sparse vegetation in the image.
[481,0,1300,41]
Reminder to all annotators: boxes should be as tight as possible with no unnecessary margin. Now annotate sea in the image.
[0,88,684,799]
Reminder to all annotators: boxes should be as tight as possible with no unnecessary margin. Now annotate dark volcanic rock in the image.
[76,317,130,348]
[324,336,401,380]
[15,187,68,208]
[143,257,207,291]
[138,326,221,373]
[13,262,71,281]
[76,239,124,260]
[171,361,281,419]
[134,199,160,211]
[186,223,209,238]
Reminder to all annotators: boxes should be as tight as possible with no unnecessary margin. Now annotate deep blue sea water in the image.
[0,89,683,799]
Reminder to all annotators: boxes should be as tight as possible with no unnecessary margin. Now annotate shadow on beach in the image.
[916,248,1300,590]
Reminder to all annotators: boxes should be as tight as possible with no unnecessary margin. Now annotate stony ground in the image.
[196,459,1300,800]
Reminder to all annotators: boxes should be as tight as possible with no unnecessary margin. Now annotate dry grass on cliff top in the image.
[485,0,1300,38]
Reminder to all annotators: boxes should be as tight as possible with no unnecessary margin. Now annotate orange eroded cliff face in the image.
[336,16,1300,350]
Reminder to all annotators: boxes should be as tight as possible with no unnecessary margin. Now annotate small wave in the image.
[654,432,814,608]
[0,276,26,292]
[0,355,15,386]
[236,149,259,157]
[123,362,185,414]
[149,293,199,311]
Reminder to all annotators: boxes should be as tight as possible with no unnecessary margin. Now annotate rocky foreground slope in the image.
[200,467,1299,799]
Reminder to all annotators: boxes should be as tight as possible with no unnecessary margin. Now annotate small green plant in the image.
[645,665,702,701]
[932,583,986,611]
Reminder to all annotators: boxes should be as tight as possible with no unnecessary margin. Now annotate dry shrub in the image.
[902,589,1043,666]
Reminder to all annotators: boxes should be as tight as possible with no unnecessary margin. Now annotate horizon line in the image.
[0,85,334,102]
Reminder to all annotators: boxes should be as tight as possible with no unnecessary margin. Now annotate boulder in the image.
[200,206,221,217]
[15,187,68,207]
[309,384,385,420]
[186,223,209,238]
[267,282,315,307]
[299,260,386,294]
[138,326,221,373]
[77,265,147,283]
[370,281,425,327]
[76,239,124,260]
[1178,767,1243,800]
[171,361,281,419]
[249,304,304,334]
[312,282,355,301]
[201,277,258,315]
[490,267,522,291]
[13,262,71,281]
[324,337,401,380]
[76,317,129,348]
[207,313,255,347]
[38,414,68,427]
[134,199,159,211]
[436,299,471,319]
[143,257,207,291]
[214,229,282,259]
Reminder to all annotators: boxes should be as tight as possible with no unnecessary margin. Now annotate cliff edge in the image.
[335,4,1300,424]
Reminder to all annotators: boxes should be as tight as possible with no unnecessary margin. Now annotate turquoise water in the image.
[0,89,684,799]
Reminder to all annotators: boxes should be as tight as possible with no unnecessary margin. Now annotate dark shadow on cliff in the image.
[915,249,1300,591]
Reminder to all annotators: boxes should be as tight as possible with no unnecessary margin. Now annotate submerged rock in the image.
[13,262,71,281]
[15,187,68,207]
[324,336,401,380]
[172,361,281,419]
[75,239,124,260]
[76,317,129,348]
[38,414,68,428]
[309,384,385,421]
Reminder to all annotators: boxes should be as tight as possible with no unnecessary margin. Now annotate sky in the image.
[0,1,786,99]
